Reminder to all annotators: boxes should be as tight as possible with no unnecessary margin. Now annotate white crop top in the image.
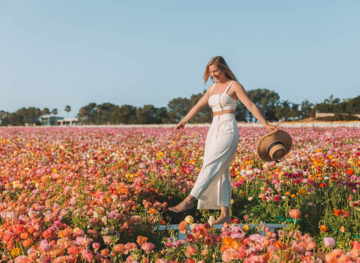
[208,81,237,112]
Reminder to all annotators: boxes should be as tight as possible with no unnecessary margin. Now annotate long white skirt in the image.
[190,113,239,209]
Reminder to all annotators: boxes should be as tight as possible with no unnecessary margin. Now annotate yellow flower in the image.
[11,247,20,257]
[230,199,235,205]
[184,215,194,224]
[157,151,164,158]
[243,225,250,232]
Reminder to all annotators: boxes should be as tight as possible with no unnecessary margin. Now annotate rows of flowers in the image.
[0,125,359,262]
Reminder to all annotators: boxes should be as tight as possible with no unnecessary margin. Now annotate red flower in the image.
[346,169,354,176]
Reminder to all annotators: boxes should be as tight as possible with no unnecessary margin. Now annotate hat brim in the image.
[256,129,292,162]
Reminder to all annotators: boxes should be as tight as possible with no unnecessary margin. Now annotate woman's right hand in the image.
[175,122,186,130]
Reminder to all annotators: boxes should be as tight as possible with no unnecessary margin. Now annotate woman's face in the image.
[209,64,227,83]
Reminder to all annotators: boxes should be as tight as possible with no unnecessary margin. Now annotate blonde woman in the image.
[169,56,278,224]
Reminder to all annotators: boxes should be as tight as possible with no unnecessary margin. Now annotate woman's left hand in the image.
[265,123,279,132]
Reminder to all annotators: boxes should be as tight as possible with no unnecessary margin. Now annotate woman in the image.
[169,56,278,224]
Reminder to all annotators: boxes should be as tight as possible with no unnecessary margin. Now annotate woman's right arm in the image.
[175,86,212,130]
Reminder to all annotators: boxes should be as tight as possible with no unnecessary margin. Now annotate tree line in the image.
[1,89,359,126]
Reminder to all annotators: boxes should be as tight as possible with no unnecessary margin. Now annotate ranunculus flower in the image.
[323,237,336,248]
[178,221,187,234]
[289,209,301,219]
[222,248,238,263]
[141,242,155,254]
[184,215,194,224]
[208,216,216,226]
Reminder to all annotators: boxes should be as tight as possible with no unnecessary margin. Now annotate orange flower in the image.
[22,238,34,248]
[137,236,148,246]
[113,244,124,253]
[159,219,166,225]
[289,209,301,219]
[334,209,342,216]
[148,208,158,215]
[222,236,234,246]
[319,225,328,232]
[340,226,346,233]
[20,232,29,240]
[178,221,188,234]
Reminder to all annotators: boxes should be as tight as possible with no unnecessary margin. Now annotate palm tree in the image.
[51,108,58,116]
[64,105,71,118]
[96,105,101,125]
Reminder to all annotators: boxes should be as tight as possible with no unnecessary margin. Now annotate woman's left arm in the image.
[233,81,278,132]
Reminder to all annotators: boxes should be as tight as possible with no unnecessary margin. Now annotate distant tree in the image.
[300,100,314,119]
[77,103,97,124]
[96,105,101,125]
[167,97,191,123]
[135,104,157,124]
[0,111,9,126]
[1,107,42,126]
[42,108,50,115]
[155,107,170,124]
[115,104,137,124]
[345,96,360,114]
[95,103,119,124]
[188,91,212,124]
[247,88,280,122]
[51,108,58,116]
[64,105,71,118]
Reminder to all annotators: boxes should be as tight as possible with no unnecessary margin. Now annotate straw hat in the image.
[256,129,292,162]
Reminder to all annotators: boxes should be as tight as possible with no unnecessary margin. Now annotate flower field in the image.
[0,125,359,262]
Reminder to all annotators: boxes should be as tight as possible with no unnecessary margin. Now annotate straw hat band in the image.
[256,129,293,162]
[267,141,284,153]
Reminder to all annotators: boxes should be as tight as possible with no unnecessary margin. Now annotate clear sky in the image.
[1,0,359,118]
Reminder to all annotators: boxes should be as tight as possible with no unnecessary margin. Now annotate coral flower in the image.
[178,221,187,234]
[289,209,301,219]
[68,246,80,255]
[141,242,155,254]
[222,248,239,263]
[137,235,148,246]
[22,238,34,248]
[113,244,124,253]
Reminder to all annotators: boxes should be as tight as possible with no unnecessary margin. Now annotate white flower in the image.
[248,197,253,201]
[208,216,216,226]
[101,216,107,225]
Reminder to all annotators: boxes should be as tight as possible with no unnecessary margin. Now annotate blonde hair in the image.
[203,56,238,84]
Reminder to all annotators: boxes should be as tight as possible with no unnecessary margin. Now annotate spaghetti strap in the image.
[224,81,233,94]
[210,84,216,95]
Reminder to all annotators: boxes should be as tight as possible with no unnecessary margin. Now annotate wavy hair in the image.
[203,56,238,84]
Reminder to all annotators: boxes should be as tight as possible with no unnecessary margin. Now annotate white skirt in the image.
[190,113,239,209]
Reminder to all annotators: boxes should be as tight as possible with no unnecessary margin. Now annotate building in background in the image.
[58,118,79,126]
[40,115,64,126]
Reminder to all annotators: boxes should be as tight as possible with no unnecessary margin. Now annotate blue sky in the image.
[1,1,359,118]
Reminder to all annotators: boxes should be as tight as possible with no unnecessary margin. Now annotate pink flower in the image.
[40,239,51,251]
[92,242,100,251]
[81,250,93,262]
[102,235,112,245]
[186,246,198,257]
[248,234,264,243]
[323,237,336,248]
[141,242,155,254]
[222,249,238,263]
